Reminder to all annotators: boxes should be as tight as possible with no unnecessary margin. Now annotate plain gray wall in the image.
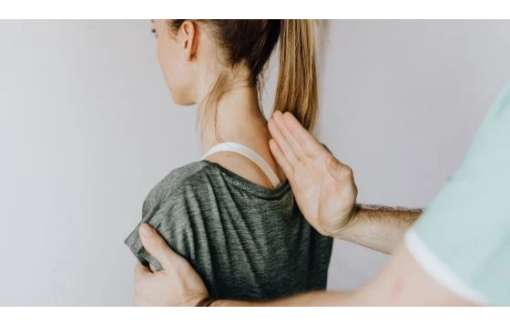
[0,20,509,305]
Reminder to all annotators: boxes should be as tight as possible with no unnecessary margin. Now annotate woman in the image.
[126,19,332,301]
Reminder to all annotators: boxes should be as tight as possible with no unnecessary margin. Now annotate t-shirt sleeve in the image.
[124,195,194,272]
[405,84,510,305]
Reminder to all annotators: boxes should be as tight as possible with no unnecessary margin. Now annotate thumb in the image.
[139,223,183,271]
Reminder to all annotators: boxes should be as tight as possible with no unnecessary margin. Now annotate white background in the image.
[0,20,509,305]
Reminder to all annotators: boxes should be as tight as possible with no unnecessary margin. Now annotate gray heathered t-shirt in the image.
[125,160,333,300]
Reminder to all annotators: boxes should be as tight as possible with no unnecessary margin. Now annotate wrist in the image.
[325,204,359,238]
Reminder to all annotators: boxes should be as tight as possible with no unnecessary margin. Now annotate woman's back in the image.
[126,160,332,299]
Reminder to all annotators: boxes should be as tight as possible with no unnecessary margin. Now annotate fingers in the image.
[269,138,293,178]
[272,111,306,160]
[139,223,184,272]
[280,111,328,157]
[268,116,299,167]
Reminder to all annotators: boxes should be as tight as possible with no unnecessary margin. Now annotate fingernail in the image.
[139,224,152,238]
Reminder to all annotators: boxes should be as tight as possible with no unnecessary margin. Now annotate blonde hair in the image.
[274,20,318,130]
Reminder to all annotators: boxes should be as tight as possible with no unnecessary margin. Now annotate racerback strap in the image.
[202,142,281,188]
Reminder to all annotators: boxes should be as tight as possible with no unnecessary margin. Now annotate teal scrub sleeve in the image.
[405,84,510,305]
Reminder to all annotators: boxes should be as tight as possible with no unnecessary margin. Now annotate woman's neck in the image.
[198,82,285,186]
[200,85,270,153]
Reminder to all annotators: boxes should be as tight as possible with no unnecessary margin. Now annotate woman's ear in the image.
[179,21,198,61]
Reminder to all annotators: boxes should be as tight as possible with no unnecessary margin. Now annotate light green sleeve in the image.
[405,84,510,306]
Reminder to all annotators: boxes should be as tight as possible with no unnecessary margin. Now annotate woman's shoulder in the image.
[140,161,220,228]
[147,160,216,203]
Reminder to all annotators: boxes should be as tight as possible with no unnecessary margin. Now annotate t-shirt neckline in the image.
[200,160,291,198]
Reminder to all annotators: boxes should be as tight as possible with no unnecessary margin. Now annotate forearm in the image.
[335,204,422,254]
[212,243,473,307]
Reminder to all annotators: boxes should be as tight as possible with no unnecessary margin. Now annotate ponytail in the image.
[274,20,318,130]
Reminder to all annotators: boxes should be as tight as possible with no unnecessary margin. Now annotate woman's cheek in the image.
[156,42,194,105]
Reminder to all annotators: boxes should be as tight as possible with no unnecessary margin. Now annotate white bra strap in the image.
[202,142,281,188]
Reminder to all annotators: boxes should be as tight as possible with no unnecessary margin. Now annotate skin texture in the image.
[133,113,453,306]
[338,204,421,254]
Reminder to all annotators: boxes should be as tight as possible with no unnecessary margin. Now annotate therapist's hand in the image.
[133,224,208,306]
[268,111,358,236]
